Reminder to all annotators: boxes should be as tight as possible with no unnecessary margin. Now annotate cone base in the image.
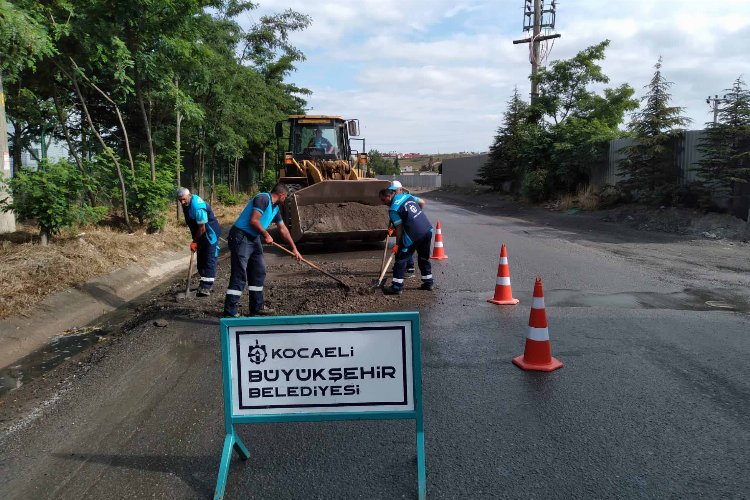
[430,255,448,260]
[488,297,519,305]
[512,355,563,372]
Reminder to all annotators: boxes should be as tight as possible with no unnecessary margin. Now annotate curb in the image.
[0,250,191,370]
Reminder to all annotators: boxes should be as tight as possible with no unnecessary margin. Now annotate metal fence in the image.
[591,130,707,188]
[376,174,442,189]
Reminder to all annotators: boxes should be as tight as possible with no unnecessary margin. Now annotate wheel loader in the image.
[274,115,391,243]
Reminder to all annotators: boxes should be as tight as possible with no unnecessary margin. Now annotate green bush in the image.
[1,159,103,240]
[214,183,244,205]
[521,169,550,202]
[257,169,277,193]
[127,156,175,231]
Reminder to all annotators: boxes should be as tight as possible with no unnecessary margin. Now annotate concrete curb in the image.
[0,250,191,370]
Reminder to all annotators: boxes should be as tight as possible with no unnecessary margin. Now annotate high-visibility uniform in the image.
[182,194,221,291]
[223,193,283,316]
[388,193,434,292]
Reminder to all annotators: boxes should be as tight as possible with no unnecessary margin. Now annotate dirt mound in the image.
[299,203,388,232]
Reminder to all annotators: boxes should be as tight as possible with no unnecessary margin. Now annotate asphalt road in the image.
[1,197,749,499]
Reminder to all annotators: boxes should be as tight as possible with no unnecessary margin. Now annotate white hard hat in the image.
[388,180,402,191]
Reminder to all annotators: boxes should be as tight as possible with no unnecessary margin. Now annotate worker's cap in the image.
[388,180,402,191]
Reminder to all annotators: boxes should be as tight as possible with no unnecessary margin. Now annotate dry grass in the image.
[557,186,600,212]
[0,200,246,319]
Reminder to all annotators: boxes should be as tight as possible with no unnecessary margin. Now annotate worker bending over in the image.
[223,183,302,317]
[176,187,221,296]
[379,188,434,295]
[388,180,425,276]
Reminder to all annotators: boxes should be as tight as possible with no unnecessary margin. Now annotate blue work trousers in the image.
[196,238,219,290]
[391,232,433,291]
[223,227,266,316]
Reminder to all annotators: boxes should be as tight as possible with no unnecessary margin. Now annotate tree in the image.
[617,58,691,204]
[697,77,750,211]
[477,88,531,190]
[532,40,637,195]
[367,150,399,176]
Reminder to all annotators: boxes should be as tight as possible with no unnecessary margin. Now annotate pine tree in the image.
[697,77,750,211]
[477,88,530,190]
[617,58,691,204]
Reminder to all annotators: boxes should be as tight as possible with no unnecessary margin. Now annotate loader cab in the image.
[278,116,353,162]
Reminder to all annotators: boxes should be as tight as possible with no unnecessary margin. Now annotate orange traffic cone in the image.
[430,220,448,260]
[488,243,519,305]
[512,277,563,372]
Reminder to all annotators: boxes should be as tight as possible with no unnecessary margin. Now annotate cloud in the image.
[249,1,750,152]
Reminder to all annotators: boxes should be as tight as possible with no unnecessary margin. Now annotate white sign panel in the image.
[228,321,414,415]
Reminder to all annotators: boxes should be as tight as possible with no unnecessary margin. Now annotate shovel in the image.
[175,250,196,300]
[270,242,351,291]
[374,252,394,288]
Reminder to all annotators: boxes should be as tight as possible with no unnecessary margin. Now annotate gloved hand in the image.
[190,241,198,252]
[392,244,399,254]
[387,227,394,236]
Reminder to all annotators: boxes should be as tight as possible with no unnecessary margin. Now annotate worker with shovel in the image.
[379,187,434,295]
[177,187,222,297]
[223,183,302,318]
[387,180,426,276]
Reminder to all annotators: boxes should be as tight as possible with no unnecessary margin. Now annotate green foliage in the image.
[477,88,531,190]
[258,169,277,193]
[367,150,400,176]
[214,184,244,205]
[617,58,691,204]
[1,160,104,238]
[128,156,176,231]
[483,42,635,200]
[521,169,550,202]
[696,76,750,210]
[0,0,55,82]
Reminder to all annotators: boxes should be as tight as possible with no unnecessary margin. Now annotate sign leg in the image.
[416,418,426,500]
[232,427,250,460]
[214,434,235,500]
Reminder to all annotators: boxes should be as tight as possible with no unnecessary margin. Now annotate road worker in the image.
[223,183,302,317]
[388,180,426,276]
[379,187,434,295]
[176,187,221,296]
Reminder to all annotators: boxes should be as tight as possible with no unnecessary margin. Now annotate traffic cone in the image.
[430,220,448,260]
[512,277,563,372]
[487,243,519,305]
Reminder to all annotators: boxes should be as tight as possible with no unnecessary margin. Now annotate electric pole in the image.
[513,0,561,102]
[706,94,728,124]
[0,72,17,233]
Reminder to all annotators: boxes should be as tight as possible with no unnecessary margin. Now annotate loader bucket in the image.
[286,179,392,243]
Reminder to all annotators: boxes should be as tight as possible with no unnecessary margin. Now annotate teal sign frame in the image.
[215,312,425,499]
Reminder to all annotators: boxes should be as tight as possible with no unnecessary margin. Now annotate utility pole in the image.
[706,94,728,124]
[0,72,17,233]
[513,0,561,102]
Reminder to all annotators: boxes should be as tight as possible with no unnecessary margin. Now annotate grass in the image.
[558,186,600,211]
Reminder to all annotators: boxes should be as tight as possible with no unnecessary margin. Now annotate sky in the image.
[245,1,750,154]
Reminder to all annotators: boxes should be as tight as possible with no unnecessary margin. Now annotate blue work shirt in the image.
[234,192,284,237]
[183,194,220,244]
[389,193,432,248]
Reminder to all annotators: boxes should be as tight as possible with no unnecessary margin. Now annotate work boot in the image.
[383,286,402,296]
[197,287,212,297]
[223,312,241,318]
[419,282,434,291]
[251,306,276,316]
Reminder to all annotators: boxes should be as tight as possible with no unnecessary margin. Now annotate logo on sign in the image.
[247,340,267,364]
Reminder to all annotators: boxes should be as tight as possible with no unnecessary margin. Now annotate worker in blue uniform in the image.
[177,187,221,297]
[223,183,302,317]
[379,187,434,295]
[388,180,425,276]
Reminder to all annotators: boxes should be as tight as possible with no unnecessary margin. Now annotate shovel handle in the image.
[184,250,194,295]
[270,242,351,289]
[376,252,394,286]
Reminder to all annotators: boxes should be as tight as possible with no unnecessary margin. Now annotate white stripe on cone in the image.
[527,327,550,341]
[496,277,511,286]
[435,242,444,247]
[532,297,545,309]
[499,257,508,264]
